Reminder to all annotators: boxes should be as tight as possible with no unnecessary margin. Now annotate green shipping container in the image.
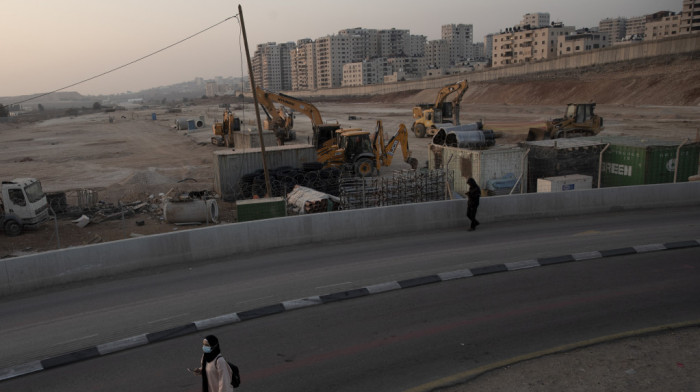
[236,197,287,222]
[599,136,700,187]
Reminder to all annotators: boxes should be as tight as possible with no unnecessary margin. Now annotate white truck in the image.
[1,178,50,236]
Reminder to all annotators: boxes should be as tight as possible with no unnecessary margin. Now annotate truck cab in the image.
[1,178,50,236]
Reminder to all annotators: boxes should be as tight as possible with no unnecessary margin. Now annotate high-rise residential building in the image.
[252,42,295,91]
[378,28,411,57]
[645,11,682,40]
[290,38,316,91]
[408,35,427,57]
[484,33,495,61]
[680,0,700,34]
[315,34,355,89]
[387,56,428,79]
[339,27,379,59]
[599,17,627,44]
[442,24,474,63]
[424,39,450,70]
[626,15,647,37]
[520,12,550,28]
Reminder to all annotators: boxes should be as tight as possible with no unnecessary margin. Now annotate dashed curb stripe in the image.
[2,239,698,382]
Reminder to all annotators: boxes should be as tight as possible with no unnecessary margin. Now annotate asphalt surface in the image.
[0,206,699,390]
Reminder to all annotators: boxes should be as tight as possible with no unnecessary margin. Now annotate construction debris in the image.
[286,185,339,214]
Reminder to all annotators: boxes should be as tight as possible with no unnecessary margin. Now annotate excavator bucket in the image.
[526,127,549,141]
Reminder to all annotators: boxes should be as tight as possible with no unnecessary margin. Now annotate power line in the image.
[6,15,237,108]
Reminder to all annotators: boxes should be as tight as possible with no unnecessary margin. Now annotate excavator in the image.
[211,109,240,147]
[254,86,341,149]
[317,121,419,176]
[412,79,469,138]
[526,103,604,141]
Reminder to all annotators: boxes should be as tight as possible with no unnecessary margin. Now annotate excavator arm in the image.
[433,79,468,109]
[255,87,324,127]
[373,121,419,170]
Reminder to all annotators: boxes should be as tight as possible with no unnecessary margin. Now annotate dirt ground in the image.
[1,55,699,390]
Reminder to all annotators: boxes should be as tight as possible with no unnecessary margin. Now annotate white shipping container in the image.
[537,174,593,193]
[428,144,527,197]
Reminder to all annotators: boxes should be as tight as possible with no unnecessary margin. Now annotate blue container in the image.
[151,113,157,120]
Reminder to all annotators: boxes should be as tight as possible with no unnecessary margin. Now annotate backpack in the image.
[227,361,241,388]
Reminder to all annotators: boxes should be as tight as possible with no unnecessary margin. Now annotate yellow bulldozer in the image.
[526,103,604,141]
[412,79,468,138]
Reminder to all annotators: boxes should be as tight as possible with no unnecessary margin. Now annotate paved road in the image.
[0,207,698,389]
[2,247,698,391]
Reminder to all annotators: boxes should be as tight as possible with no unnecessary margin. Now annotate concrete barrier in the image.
[1,182,698,297]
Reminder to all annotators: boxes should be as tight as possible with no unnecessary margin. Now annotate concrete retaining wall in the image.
[1,182,698,297]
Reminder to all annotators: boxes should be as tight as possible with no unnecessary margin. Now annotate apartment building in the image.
[442,24,474,63]
[290,38,316,91]
[599,17,627,44]
[626,15,647,37]
[378,28,411,57]
[424,39,450,70]
[645,11,682,40]
[342,58,391,87]
[339,27,379,59]
[558,30,608,55]
[680,0,700,34]
[387,56,428,79]
[251,42,295,92]
[315,34,356,89]
[492,23,575,67]
[520,12,550,28]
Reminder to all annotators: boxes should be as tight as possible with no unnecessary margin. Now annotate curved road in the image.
[1,206,699,391]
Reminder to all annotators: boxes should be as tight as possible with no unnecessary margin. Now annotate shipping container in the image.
[537,174,592,193]
[595,136,700,187]
[214,145,318,201]
[522,138,607,193]
[428,144,527,197]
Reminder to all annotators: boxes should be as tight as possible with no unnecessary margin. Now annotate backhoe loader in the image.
[412,79,468,138]
[211,109,240,147]
[526,103,604,141]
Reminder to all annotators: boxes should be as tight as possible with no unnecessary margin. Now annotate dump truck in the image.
[1,178,50,236]
[527,103,604,141]
[412,80,469,138]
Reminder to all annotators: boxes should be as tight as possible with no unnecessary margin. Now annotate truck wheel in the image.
[355,158,375,177]
[4,220,22,237]
[413,123,426,138]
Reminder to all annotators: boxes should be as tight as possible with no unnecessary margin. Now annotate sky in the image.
[1,0,682,98]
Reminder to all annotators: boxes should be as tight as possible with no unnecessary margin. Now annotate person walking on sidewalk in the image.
[191,335,234,392]
[466,177,481,231]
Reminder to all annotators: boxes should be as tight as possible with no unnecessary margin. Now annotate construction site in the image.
[1,45,700,257]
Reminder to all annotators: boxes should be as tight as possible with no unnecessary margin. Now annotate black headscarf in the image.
[201,335,222,392]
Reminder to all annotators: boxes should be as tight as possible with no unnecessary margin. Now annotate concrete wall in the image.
[277,34,700,99]
[1,182,698,297]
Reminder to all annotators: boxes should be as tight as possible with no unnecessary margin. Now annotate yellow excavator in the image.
[317,121,418,176]
[211,109,240,147]
[526,103,604,141]
[412,79,469,138]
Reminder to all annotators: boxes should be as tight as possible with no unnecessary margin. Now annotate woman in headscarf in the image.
[466,177,481,231]
[192,335,233,392]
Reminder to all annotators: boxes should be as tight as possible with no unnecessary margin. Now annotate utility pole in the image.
[238,4,272,197]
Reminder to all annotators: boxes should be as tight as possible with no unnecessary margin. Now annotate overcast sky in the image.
[1,0,681,97]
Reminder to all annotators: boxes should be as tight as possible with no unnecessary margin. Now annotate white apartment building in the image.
[626,15,647,37]
[339,28,379,58]
[646,12,682,40]
[378,28,411,57]
[520,12,550,28]
[492,23,575,67]
[290,38,316,91]
[681,0,700,34]
[315,35,355,89]
[442,24,474,63]
[252,42,295,91]
[387,56,428,79]
[558,31,608,55]
[342,58,391,87]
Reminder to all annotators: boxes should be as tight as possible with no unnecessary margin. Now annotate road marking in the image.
[401,319,700,392]
[147,314,189,324]
[58,334,98,345]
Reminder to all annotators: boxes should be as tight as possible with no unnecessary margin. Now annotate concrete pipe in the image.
[163,199,219,224]
[175,118,190,130]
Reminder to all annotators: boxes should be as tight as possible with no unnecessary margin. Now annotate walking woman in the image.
[192,335,234,392]
[466,177,481,231]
